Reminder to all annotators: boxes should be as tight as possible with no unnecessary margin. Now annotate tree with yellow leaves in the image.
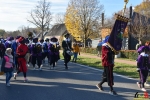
[134,0,150,17]
[65,0,104,47]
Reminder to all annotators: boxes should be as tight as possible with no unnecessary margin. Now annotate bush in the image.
[80,47,97,54]
[79,47,138,60]
[120,50,138,60]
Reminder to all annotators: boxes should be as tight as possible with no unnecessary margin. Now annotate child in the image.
[1,48,14,86]
[137,46,150,92]
[72,42,80,63]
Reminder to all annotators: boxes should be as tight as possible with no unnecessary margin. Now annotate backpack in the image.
[36,44,42,53]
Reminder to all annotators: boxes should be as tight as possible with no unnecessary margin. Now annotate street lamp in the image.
[122,0,129,16]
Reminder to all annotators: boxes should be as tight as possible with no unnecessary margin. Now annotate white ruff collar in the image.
[140,52,149,57]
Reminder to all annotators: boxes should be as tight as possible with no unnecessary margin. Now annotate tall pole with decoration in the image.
[106,0,130,57]
[122,0,129,16]
[122,0,129,50]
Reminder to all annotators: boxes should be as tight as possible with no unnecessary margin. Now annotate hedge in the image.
[79,47,138,60]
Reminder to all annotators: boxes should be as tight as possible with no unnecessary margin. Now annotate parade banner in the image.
[107,14,129,53]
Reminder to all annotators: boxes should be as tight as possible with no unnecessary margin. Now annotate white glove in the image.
[137,68,140,72]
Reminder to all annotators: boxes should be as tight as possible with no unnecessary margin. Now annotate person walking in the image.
[11,36,21,71]
[136,46,150,92]
[96,43,117,96]
[48,37,59,69]
[13,37,29,82]
[97,40,102,57]
[72,42,80,63]
[62,33,72,69]
[1,48,14,86]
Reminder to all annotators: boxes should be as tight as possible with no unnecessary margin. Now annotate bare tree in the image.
[54,13,65,24]
[27,0,52,39]
[131,12,150,41]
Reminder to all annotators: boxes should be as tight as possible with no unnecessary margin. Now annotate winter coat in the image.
[1,55,14,73]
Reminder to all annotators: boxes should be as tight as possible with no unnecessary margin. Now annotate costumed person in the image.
[11,36,21,71]
[62,33,72,69]
[96,35,117,95]
[28,32,33,45]
[144,41,150,87]
[37,38,44,69]
[13,36,29,82]
[30,38,43,70]
[24,38,31,67]
[1,48,14,86]
[42,38,50,64]
[136,46,150,92]
[25,38,31,67]
[48,37,60,69]
[72,42,80,63]
[5,37,14,49]
[0,39,6,59]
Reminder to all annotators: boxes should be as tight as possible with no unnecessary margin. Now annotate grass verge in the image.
[60,53,138,78]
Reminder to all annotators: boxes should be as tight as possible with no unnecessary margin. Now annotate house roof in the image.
[131,12,150,26]
[46,24,68,36]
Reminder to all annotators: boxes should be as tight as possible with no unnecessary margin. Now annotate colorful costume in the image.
[137,46,150,91]
[48,37,60,68]
[11,36,21,70]
[42,38,49,63]
[101,43,115,86]
[62,33,72,69]
[30,38,43,70]
[14,36,28,82]
[16,40,28,73]
[5,37,14,49]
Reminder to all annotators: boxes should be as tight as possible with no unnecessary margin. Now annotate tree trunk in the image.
[84,34,86,48]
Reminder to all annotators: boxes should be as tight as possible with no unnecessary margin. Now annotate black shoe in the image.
[96,84,103,91]
[109,90,117,96]
[64,63,68,69]
[65,67,68,69]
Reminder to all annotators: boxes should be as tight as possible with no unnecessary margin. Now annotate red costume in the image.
[102,45,114,67]
[16,44,28,73]
[101,44,115,86]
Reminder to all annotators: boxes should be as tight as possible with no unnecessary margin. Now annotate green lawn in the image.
[60,53,138,78]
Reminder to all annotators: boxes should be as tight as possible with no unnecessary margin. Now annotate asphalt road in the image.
[0,60,147,100]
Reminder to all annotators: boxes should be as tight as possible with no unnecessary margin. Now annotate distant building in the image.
[91,38,101,48]
[44,24,73,43]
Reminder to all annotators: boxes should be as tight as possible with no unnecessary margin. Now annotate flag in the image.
[107,15,129,53]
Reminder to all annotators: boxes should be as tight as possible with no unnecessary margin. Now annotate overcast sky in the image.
[0,0,142,31]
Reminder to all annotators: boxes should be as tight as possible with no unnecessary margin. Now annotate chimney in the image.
[129,6,132,18]
[102,13,104,27]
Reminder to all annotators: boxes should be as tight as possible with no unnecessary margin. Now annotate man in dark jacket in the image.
[62,33,72,69]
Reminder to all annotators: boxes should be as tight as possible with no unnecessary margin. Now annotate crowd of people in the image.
[0,32,81,87]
